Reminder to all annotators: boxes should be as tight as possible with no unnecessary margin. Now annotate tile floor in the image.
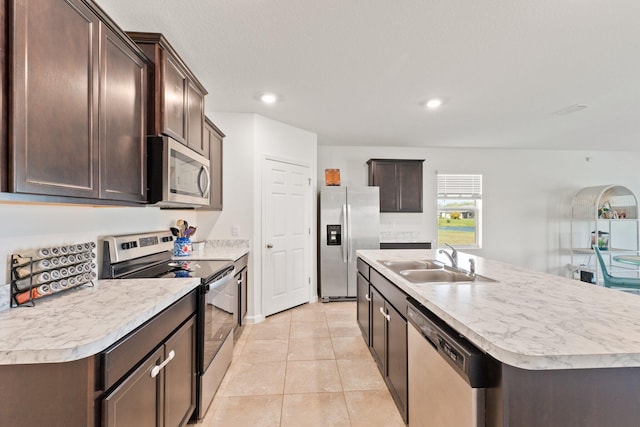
[197,301,405,426]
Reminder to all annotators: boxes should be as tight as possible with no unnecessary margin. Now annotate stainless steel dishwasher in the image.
[407,299,488,427]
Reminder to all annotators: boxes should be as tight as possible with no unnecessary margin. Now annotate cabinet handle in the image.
[237,278,242,285]
[150,350,176,378]
[379,306,390,322]
[365,293,371,302]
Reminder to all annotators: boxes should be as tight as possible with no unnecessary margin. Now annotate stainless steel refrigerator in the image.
[319,186,380,300]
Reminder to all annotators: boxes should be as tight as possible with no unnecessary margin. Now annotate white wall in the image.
[0,204,197,285]
[318,146,640,275]
[199,113,318,322]
[198,113,255,241]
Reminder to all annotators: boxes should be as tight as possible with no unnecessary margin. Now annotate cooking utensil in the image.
[170,227,180,237]
[184,226,197,237]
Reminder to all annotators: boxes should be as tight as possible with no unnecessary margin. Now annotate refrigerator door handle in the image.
[342,204,348,262]
[347,204,353,262]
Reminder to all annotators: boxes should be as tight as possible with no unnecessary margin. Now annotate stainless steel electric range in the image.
[101,230,236,421]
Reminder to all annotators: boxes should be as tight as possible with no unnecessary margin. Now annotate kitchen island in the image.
[358,249,640,427]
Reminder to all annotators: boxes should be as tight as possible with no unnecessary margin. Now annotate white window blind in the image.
[437,174,482,199]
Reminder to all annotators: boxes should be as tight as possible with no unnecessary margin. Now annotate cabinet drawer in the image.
[357,258,370,280]
[101,290,197,390]
[370,268,408,318]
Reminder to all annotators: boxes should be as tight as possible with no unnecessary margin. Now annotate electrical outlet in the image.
[231,225,239,237]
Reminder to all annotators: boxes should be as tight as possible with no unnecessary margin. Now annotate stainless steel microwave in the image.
[147,136,210,207]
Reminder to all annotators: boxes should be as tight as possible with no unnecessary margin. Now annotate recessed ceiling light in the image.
[260,93,278,104]
[426,98,442,110]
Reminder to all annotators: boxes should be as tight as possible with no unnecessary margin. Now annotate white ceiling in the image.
[97,0,640,151]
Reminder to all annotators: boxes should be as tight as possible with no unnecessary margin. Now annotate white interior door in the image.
[263,159,311,316]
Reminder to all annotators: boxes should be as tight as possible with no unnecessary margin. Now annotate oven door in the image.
[202,271,236,369]
[196,271,236,419]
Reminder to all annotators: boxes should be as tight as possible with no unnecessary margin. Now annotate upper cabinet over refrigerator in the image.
[319,187,380,300]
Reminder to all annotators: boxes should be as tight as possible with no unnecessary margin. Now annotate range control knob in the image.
[121,242,130,250]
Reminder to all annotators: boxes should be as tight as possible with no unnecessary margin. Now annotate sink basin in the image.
[398,269,497,284]
[378,259,444,272]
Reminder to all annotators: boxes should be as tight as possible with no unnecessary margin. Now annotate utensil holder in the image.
[174,237,192,256]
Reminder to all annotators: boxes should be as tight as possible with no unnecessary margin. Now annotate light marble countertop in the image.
[0,278,200,365]
[358,249,640,370]
[172,247,249,262]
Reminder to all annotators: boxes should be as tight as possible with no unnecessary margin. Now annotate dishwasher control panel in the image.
[439,337,464,370]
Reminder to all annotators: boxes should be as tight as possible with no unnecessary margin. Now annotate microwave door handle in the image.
[199,165,211,197]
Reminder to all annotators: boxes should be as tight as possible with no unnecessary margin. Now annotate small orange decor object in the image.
[325,169,341,186]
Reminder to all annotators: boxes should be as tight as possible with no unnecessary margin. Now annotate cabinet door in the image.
[100,26,147,202]
[238,268,248,325]
[164,316,196,427]
[370,161,398,212]
[0,0,7,192]
[162,54,187,143]
[103,347,163,427]
[397,162,423,212]
[386,302,408,423]
[186,82,205,155]
[11,0,100,197]
[370,286,386,372]
[356,272,371,346]
[368,159,424,213]
[209,124,223,210]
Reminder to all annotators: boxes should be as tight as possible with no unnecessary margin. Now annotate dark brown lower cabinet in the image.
[361,260,409,424]
[369,285,408,422]
[103,314,195,427]
[370,286,386,370]
[103,347,163,427]
[356,272,370,345]
[163,317,197,427]
[0,291,196,427]
[386,302,408,422]
[234,254,249,327]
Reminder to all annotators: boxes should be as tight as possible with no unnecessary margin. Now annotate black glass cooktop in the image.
[123,259,233,282]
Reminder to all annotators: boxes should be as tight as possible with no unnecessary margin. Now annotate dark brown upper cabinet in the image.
[367,159,425,212]
[0,0,7,193]
[199,117,225,211]
[127,32,208,156]
[100,25,148,202]
[8,0,148,203]
[10,0,101,198]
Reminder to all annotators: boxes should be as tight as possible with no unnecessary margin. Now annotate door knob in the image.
[266,243,273,249]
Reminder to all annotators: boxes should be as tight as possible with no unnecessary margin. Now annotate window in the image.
[437,173,482,248]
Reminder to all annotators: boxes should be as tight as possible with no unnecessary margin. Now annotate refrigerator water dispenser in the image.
[327,225,342,245]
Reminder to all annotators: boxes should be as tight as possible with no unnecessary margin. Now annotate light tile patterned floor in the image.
[198,301,405,426]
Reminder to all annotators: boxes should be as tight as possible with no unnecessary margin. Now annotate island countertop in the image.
[357,249,640,370]
[0,278,200,365]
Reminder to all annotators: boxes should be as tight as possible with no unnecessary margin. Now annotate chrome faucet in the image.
[439,243,458,269]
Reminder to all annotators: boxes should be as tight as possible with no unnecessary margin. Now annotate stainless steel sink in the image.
[398,269,497,284]
[378,259,444,272]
